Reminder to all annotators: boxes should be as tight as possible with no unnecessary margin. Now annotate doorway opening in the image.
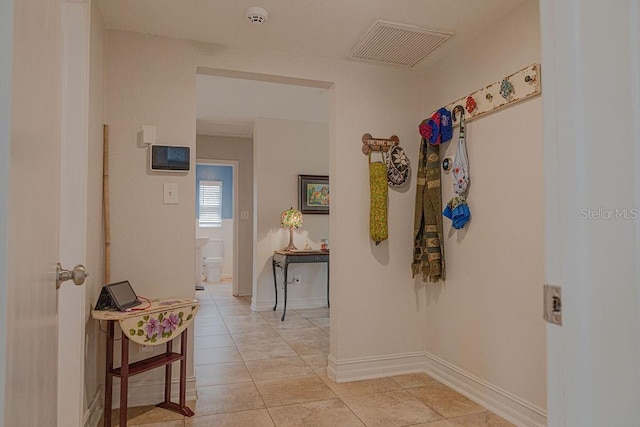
[195,160,239,294]
[192,69,332,391]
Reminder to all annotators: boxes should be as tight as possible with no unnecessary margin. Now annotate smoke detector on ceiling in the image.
[246,6,268,24]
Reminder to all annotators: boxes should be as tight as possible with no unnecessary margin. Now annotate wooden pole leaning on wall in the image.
[103,124,111,285]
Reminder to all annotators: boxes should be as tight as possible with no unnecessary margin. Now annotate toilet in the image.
[204,238,224,282]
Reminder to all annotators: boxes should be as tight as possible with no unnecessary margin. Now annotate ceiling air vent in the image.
[346,20,453,68]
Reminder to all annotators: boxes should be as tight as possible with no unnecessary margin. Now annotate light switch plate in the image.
[164,183,178,204]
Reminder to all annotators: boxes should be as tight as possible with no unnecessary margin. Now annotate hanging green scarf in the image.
[412,138,445,282]
[369,158,388,245]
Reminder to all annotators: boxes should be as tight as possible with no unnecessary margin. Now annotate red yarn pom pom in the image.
[466,96,477,113]
[419,122,432,139]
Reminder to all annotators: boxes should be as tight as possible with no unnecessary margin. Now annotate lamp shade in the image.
[281,207,303,229]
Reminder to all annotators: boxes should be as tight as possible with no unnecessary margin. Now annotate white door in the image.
[541,1,640,425]
[4,0,90,426]
[5,0,65,424]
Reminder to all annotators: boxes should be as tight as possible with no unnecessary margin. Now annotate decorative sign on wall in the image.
[361,133,410,188]
[361,133,399,155]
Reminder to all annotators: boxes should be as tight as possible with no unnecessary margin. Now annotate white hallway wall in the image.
[104,1,545,410]
[105,28,424,398]
[105,31,200,401]
[253,117,329,311]
[421,0,546,420]
[196,75,328,123]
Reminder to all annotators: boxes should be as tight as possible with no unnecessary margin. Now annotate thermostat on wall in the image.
[150,145,190,172]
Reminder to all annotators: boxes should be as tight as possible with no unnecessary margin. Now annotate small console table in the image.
[92,298,199,426]
[272,250,329,321]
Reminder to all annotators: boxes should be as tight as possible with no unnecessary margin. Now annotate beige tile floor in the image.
[101,281,514,426]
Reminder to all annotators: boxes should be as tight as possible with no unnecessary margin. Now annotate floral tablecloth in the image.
[92,298,199,346]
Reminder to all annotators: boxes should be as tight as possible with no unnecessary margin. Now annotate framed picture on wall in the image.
[298,175,329,214]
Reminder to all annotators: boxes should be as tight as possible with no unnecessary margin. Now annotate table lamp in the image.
[281,207,303,251]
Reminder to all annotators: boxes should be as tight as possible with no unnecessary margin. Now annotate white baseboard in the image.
[236,286,252,297]
[252,296,328,312]
[327,352,425,383]
[110,376,197,409]
[423,352,547,427]
[325,350,546,427]
[84,386,104,427]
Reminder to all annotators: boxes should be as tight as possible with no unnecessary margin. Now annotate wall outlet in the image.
[293,274,301,285]
[140,344,154,353]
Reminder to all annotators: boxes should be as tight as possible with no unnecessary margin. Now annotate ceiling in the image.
[98,0,528,137]
[97,0,527,70]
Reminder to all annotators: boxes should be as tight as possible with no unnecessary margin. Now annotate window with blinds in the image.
[198,180,222,227]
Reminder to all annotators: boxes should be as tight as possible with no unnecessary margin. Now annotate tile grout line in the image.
[193,283,343,425]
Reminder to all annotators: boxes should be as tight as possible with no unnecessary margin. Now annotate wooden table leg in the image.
[104,321,114,427]
[120,334,130,427]
[180,328,192,414]
[156,328,194,416]
[164,340,173,404]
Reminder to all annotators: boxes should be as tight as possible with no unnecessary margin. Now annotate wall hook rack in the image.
[361,133,399,155]
[426,63,541,128]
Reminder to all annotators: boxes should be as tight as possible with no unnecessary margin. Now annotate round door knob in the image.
[56,263,89,288]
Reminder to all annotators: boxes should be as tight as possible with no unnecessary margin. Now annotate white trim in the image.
[539,1,564,424]
[541,1,640,424]
[325,350,546,426]
[0,0,12,423]
[58,1,90,427]
[252,296,329,312]
[109,376,197,409]
[83,386,103,427]
[237,284,253,297]
[231,162,239,296]
[423,352,547,427]
[327,352,425,383]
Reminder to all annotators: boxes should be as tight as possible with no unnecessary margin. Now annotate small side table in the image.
[272,250,330,321]
[92,299,199,427]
